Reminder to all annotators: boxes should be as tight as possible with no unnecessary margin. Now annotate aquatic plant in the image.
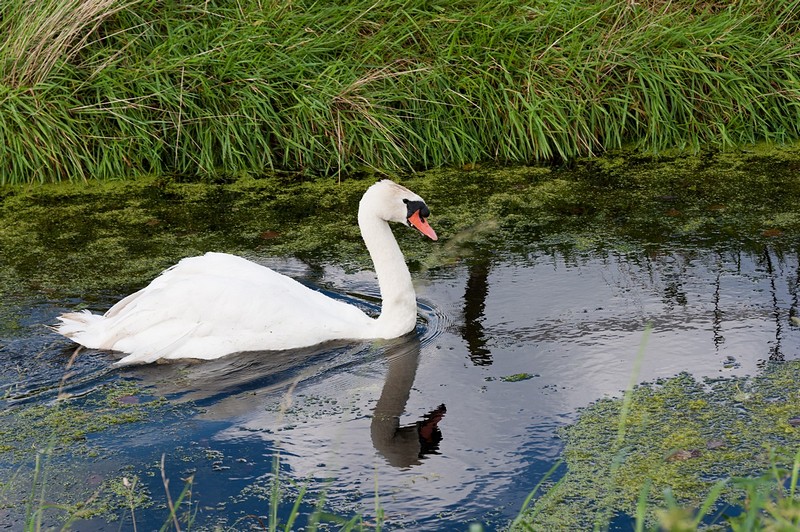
[3,147,800,298]
[1,0,800,183]
[648,450,800,531]
[515,361,800,530]
[0,380,165,529]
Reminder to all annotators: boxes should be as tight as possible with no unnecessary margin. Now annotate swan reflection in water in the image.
[370,335,446,468]
[121,332,446,470]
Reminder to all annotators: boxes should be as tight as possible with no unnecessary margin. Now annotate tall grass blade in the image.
[158,453,194,532]
[616,324,652,445]
[509,459,565,530]
[634,480,651,532]
[691,479,728,528]
[790,448,800,499]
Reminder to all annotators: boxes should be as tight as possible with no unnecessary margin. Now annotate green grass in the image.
[1,0,800,183]
[650,450,800,531]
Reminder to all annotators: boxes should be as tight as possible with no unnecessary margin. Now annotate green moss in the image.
[0,379,170,459]
[524,363,800,529]
[2,145,800,301]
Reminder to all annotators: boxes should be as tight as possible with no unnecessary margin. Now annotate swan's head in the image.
[360,180,438,241]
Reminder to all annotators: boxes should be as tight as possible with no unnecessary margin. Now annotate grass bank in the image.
[1,0,799,183]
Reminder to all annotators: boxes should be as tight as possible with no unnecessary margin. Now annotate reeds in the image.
[1,0,800,183]
[0,0,132,87]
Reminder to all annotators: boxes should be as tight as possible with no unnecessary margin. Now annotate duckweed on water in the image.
[3,144,800,299]
[523,361,800,529]
[0,380,169,458]
[0,379,187,527]
[499,373,537,383]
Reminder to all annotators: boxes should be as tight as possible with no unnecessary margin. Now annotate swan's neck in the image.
[359,212,417,337]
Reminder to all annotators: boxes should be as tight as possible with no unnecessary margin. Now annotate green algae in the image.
[4,143,800,299]
[0,378,185,528]
[522,362,800,529]
[0,379,178,462]
[499,373,537,383]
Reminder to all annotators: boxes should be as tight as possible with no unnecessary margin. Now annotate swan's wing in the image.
[77,253,374,363]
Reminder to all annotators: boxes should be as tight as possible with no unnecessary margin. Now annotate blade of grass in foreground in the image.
[509,459,565,530]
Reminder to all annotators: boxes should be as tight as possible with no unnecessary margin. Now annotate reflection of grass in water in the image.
[512,350,800,530]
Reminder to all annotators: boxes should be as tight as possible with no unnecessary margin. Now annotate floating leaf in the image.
[500,373,538,383]
[665,449,702,462]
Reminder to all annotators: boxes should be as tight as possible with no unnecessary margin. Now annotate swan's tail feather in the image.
[55,310,203,366]
[54,311,111,352]
[55,310,103,338]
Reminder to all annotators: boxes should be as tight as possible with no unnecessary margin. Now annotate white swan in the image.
[55,179,437,365]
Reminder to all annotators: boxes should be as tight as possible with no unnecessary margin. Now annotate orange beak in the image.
[408,210,438,241]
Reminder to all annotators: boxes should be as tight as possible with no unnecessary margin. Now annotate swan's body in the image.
[55,180,437,365]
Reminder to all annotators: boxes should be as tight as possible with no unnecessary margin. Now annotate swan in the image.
[55,179,438,365]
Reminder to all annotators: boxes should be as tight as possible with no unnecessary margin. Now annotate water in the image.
[3,159,800,529]
[2,238,798,530]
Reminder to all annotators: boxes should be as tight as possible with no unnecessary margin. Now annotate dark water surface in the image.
[2,158,800,530]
